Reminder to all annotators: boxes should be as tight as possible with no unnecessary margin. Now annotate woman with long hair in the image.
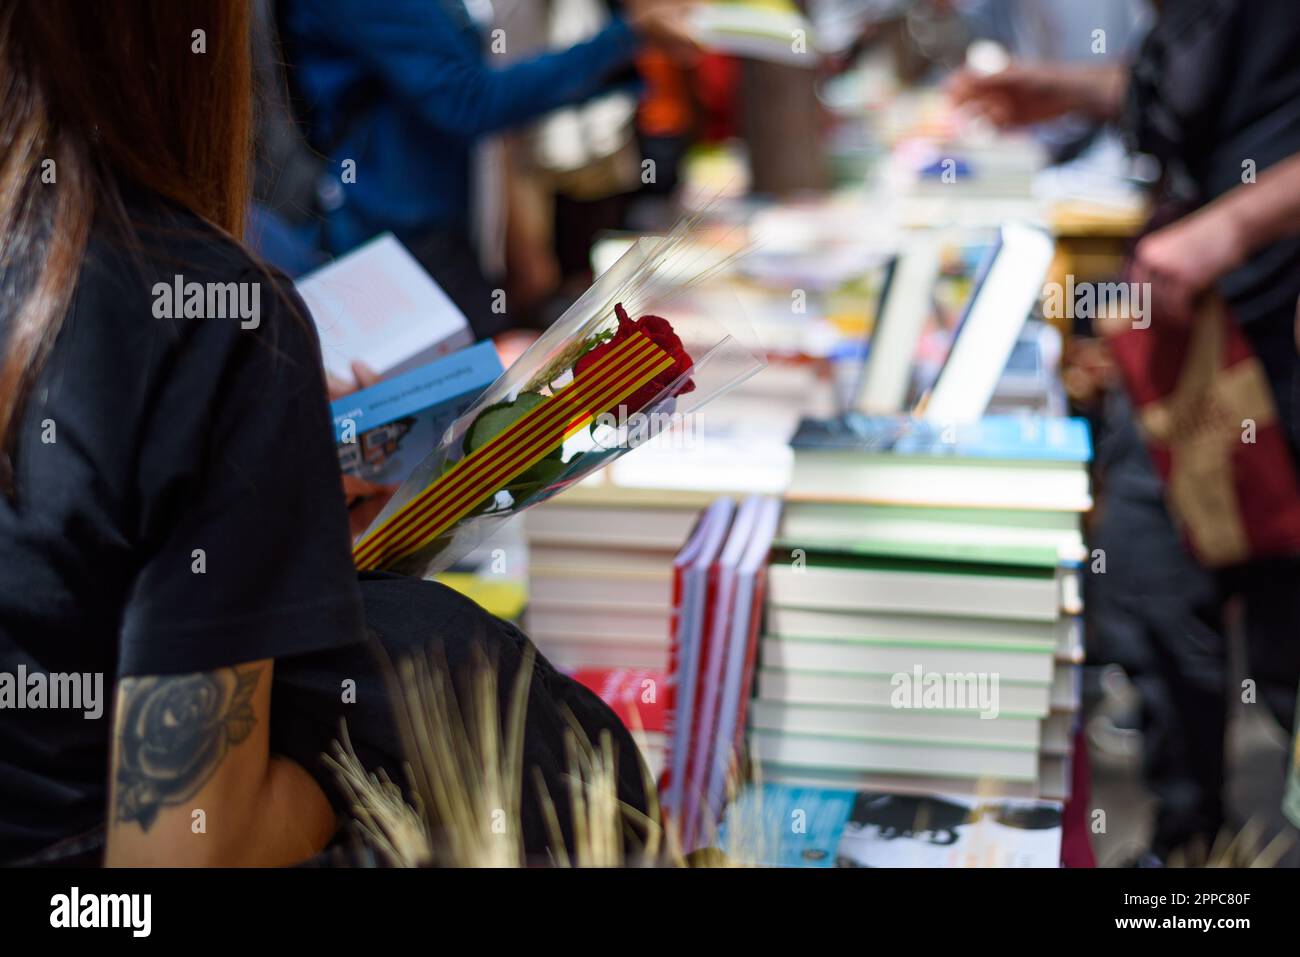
[0,0,648,867]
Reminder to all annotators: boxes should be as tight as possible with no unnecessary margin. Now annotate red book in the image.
[1107,297,1300,566]
[731,565,769,758]
[571,667,667,734]
[659,499,736,818]
[683,496,763,847]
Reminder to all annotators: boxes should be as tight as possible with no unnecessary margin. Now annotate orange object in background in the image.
[637,50,692,137]
[636,50,742,143]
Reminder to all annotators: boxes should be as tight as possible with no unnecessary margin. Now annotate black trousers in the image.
[1088,387,1300,857]
[271,572,653,864]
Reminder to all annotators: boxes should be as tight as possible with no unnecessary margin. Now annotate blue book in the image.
[718,783,857,868]
[791,414,1092,463]
[330,340,501,484]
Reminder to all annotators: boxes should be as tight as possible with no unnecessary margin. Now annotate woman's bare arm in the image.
[104,659,337,867]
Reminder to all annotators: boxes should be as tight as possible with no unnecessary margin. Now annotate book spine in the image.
[660,565,687,806]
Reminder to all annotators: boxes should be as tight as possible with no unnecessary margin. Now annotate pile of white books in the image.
[752,415,1091,802]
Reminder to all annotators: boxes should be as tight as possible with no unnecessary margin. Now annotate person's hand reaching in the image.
[947,62,1127,129]
[948,65,1077,128]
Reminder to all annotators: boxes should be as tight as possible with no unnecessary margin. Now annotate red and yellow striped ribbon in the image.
[353,331,673,570]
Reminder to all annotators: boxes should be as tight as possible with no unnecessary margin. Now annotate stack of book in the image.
[751,414,1091,802]
[531,492,784,848]
[523,489,710,672]
[660,496,782,849]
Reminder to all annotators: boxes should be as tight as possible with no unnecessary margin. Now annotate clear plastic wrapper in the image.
[353,225,766,576]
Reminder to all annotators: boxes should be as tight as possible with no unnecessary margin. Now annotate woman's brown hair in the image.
[0,0,253,491]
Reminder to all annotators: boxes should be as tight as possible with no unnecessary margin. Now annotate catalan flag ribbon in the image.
[353,331,674,571]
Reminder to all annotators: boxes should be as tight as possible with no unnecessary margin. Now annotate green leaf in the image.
[464,393,546,451]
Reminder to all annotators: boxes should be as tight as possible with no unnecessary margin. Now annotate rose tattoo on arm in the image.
[113,667,261,830]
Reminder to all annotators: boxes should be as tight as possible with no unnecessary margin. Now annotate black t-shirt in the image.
[1126,0,1300,328]
[0,193,365,860]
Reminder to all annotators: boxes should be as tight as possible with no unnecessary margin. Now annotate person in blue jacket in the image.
[278,0,694,339]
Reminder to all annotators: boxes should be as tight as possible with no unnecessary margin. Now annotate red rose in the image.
[574,303,695,417]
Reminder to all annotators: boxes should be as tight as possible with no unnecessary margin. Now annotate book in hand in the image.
[330,341,502,485]
[1108,295,1300,566]
[347,226,765,576]
[296,233,473,383]
[687,1,819,68]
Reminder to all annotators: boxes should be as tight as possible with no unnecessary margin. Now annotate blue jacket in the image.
[281,0,639,253]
